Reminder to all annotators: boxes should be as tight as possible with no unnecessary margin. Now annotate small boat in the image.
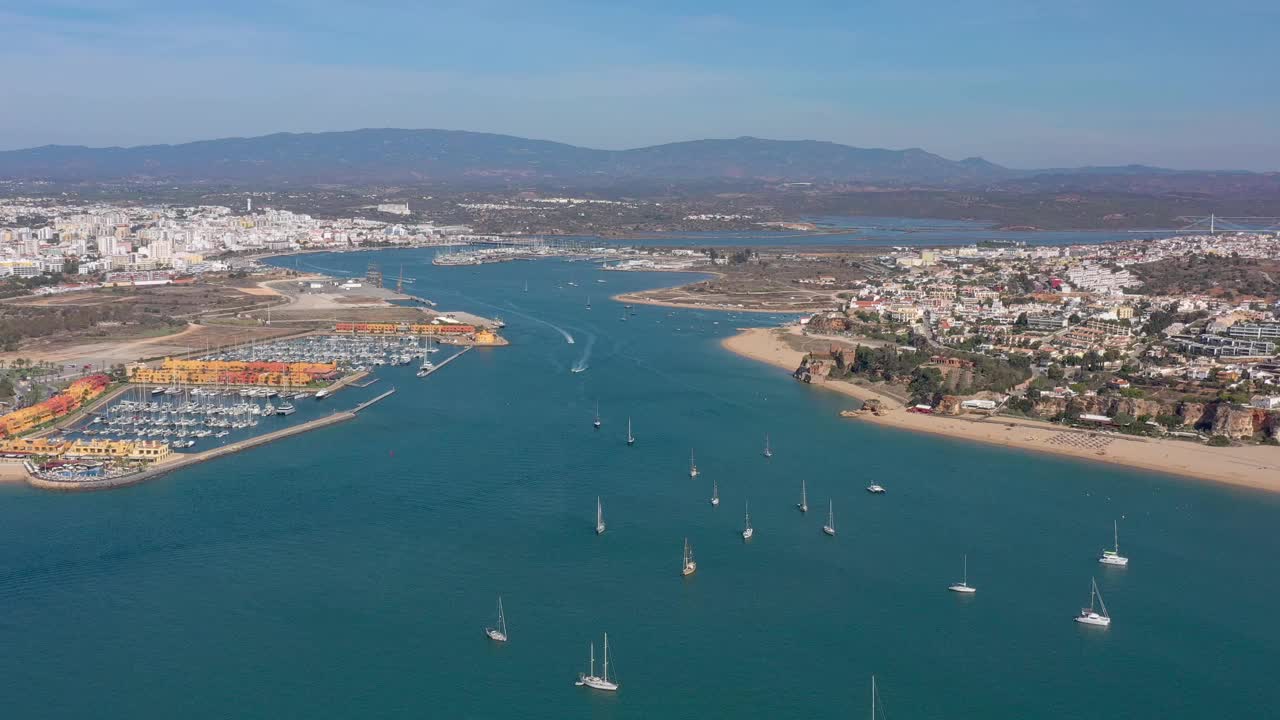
[948,554,977,593]
[866,484,885,494]
[763,433,773,458]
[585,295,591,310]
[595,497,606,535]
[682,538,697,576]
[275,402,296,416]
[710,479,720,507]
[1098,520,1129,566]
[626,417,635,446]
[575,633,619,692]
[688,449,699,479]
[1075,577,1111,627]
[822,500,836,536]
[484,596,509,642]
[315,388,330,399]
[797,478,809,513]
[742,501,754,540]
[593,401,602,429]
[570,367,586,374]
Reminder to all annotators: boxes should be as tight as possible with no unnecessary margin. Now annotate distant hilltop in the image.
[0,128,1273,193]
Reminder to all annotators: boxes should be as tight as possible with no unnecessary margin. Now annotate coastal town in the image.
[2,192,1280,491]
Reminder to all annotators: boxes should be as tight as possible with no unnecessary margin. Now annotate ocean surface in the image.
[1,249,1277,719]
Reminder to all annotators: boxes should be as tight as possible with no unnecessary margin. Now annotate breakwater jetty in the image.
[420,346,472,378]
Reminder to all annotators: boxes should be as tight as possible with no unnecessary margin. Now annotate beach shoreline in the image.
[723,326,1280,494]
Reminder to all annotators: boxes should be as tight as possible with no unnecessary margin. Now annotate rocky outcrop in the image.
[936,395,964,416]
[1212,406,1256,440]
[1179,402,1210,429]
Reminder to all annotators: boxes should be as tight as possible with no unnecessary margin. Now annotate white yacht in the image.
[595,497,606,535]
[948,554,976,594]
[626,417,635,446]
[575,633,619,692]
[797,478,808,513]
[1099,520,1129,566]
[688,449,699,479]
[742,501,754,540]
[710,479,720,507]
[822,500,836,536]
[682,538,697,576]
[1075,577,1111,627]
[866,483,885,494]
[484,596,508,642]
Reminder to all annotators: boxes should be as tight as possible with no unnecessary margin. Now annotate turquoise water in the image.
[2,249,1278,718]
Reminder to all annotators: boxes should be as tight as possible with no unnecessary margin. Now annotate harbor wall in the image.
[27,411,354,492]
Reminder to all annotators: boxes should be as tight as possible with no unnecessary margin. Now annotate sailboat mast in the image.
[871,675,876,720]
[963,554,968,585]
[602,633,609,682]
[1114,520,1120,553]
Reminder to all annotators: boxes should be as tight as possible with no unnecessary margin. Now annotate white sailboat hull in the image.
[1076,612,1111,626]
[710,498,719,506]
[485,628,508,642]
[742,528,753,540]
[682,562,697,576]
[577,675,619,691]
[822,526,836,536]
[596,524,606,535]
[948,584,977,594]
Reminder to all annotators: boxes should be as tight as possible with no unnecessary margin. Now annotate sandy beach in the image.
[724,326,1280,494]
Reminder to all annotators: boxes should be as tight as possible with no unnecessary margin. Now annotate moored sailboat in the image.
[1098,520,1129,566]
[742,501,754,540]
[575,633,619,692]
[1075,577,1111,627]
[688,449,699,478]
[822,500,836,536]
[593,401,601,429]
[948,554,976,593]
[484,596,508,642]
[797,478,809,513]
[763,433,773,458]
[682,538,697,576]
[626,417,635,446]
[595,497,606,535]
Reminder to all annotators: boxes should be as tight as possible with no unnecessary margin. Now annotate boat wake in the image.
[570,332,595,372]
[498,302,574,344]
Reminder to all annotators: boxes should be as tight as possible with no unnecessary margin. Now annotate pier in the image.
[352,388,396,414]
[420,346,472,378]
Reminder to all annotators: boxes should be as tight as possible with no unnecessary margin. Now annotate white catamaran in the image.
[595,497,606,535]
[710,478,720,506]
[822,500,836,536]
[1075,577,1111,627]
[797,478,809,513]
[688,449,699,478]
[682,538,697,576]
[948,554,976,594]
[742,501,754,540]
[484,596,508,642]
[1098,520,1129,566]
[575,633,619,692]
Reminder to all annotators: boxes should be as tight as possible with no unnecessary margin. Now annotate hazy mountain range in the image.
[0,128,1271,193]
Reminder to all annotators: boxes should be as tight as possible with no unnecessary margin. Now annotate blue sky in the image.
[2,0,1277,169]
